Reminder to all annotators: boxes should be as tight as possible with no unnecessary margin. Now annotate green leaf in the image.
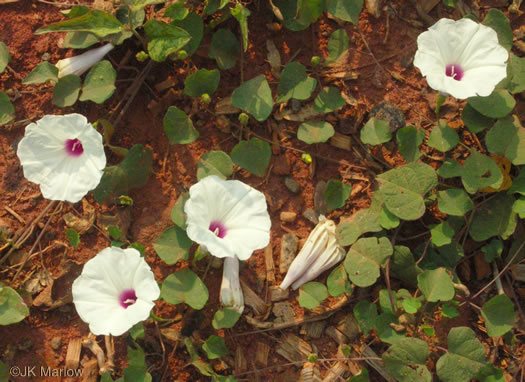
[203,335,228,360]
[93,144,153,203]
[79,60,116,104]
[171,13,203,57]
[427,120,459,152]
[66,228,80,248]
[507,54,525,94]
[437,189,473,216]
[353,300,377,334]
[438,158,462,178]
[0,361,9,382]
[275,0,324,31]
[52,74,81,107]
[486,116,525,165]
[379,207,400,229]
[327,264,352,297]
[417,268,455,302]
[468,89,516,119]
[383,337,431,382]
[131,0,164,11]
[376,313,405,344]
[348,368,369,382]
[0,92,15,126]
[123,345,152,382]
[184,338,215,377]
[212,308,241,329]
[461,103,493,133]
[35,10,123,38]
[509,169,525,195]
[209,29,240,70]
[231,3,250,52]
[144,20,191,62]
[314,87,344,113]
[170,192,189,228]
[153,225,193,265]
[0,285,29,325]
[197,151,233,180]
[323,179,351,212]
[230,138,271,176]
[441,303,459,318]
[276,61,317,103]
[482,9,513,51]
[336,208,382,246]
[161,268,209,310]
[376,162,438,221]
[184,69,220,98]
[418,242,464,270]
[164,2,189,20]
[231,75,273,122]
[436,327,487,382]
[326,29,349,63]
[396,125,425,162]
[0,42,11,74]
[204,0,229,15]
[297,121,335,144]
[461,150,503,194]
[481,294,515,337]
[326,0,364,25]
[23,62,59,85]
[402,298,421,314]
[482,239,503,263]
[360,117,392,145]
[430,221,455,247]
[63,31,100,49]
[469,193,515,242]
[513,196,525,218]
[391,245,421,287]
[163,106,199,144]
[297,282,328,309]
[344,237,393,287]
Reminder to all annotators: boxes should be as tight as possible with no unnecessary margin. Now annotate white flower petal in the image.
[72,247,160,336]
[184,175,271,260]
[414,18,508,99]
[56,43,114,78]
[220,257,244,314]
[17,113,106,203]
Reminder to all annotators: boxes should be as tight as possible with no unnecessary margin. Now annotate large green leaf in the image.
[0,285,29,325]
[231,75,273,122]
[79,60,116,104]
[163,106,199,144]
[171,12,203,57]
[131,0,164,11]
[461,103,493,133]
[336,208,382,246]
[209,29,240,70]
[482,9,513,51]
[326,264,352,297]
[391,245,421,287]
[396,125,425,162]
[469,193,515,242]
[23,62,59,85]
[485,116,525,165]
[63,31,100,49]
[144,20,191,62]
[276,61,317,103]
[344,237,393,287]
[376,163,437,220]
[93,144,153,203]
[275,0,324,31]
[212,308,241,329]
[481,294,515,337]
[197,151,233,180]
[436,327,487,382]
[0,92,15,126]
[184,69,220,98]
[153,225,193,265]
[460,150,502,194]
[360,117,392,145]
[383,338,431,382]
[507,54,525,94]
[353,300,377,334]
[161,268,209,310]
[297,282,328,309]
[170,192,189,228]
[203,335,228,360]
[427,120,459,152]
[314,86,344,113]
[0,42,11,74]
[326,29,349,63]
[297,121,335,144]
[326,0,363,25]
[437,189,473,216]
[323,179,351,212]
[52,74,81,107]
[35,10,124,38]
[468,89,515,119]
[230,138,271,176]
[417,268,454,302]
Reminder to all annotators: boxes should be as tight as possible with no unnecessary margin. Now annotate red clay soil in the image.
[0,0,524,381]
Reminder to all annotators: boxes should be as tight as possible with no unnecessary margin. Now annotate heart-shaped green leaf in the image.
[154,225,193,265]
[163,106,199,144]
[230,138,271,176]
[231,75,273,121]
[79,60,116,104]
[161,268,209,310]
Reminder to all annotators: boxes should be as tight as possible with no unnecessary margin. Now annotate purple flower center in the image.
[65,138,84,157]
[445,64,464,81]
[119,289,137,309]
[209,220,227,238]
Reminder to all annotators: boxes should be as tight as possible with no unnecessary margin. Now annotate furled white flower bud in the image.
[220,256,244,314]
[280,216,345,290]
[56,43,114,78]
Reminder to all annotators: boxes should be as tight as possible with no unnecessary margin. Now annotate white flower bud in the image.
[56,43,114,78]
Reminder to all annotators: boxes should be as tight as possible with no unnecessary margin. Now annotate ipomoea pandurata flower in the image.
[56,43,114,78]
[280,216,345,290]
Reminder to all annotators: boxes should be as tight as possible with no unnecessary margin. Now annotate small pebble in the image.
[369,101,406,132]
[284,177,300,194]
[50,337,62,351]
[280,211,296,223]
[303,208,319,225]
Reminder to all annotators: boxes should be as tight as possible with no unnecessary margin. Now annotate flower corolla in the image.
[56,43,114,78]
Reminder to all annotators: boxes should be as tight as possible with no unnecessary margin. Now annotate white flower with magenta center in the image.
[280,216,345,290]
[56,43,114,78]
[414,18,508,99]
[17,114,106,203]
[184,175,271,312]
[72,247,160,336]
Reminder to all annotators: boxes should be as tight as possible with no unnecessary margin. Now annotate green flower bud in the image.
[310,56,322,66]
[301,153,313,164]
[238,113,249,126]
[135,51,149,62]
[201,93,211,104]
[177,50,188,60]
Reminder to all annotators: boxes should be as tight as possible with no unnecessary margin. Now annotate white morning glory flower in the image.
[17,114,106,203]
[280,216,345,290]
[56,43,114,78]
[414,18,508,99]
[184,175,271,312]
[72,247,160,336]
